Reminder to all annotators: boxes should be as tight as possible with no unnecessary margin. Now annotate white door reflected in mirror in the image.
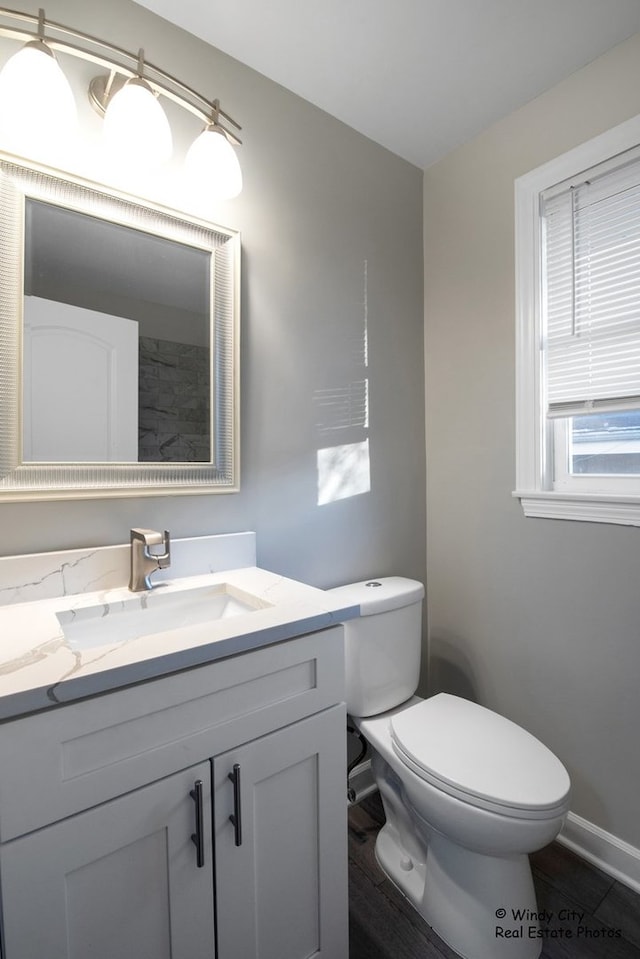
[23,296,139,462]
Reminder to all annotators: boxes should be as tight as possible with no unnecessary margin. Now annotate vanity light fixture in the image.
[0,9,76,151]
[185,99,243,200]
[100,50,173,169]
[0,6,243,198]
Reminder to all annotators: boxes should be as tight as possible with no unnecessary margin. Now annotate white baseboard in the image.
[558,812,640,894]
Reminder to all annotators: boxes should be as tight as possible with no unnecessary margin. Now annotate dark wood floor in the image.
[348,793,640,959]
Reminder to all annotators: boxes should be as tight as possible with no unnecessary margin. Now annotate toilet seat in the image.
[390,694,571,820]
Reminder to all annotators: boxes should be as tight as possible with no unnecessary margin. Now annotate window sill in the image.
[513,490,640,527]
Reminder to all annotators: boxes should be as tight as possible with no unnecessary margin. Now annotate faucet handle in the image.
[156,530,171,568]
[130,528,171,565]
[129,528,170,591]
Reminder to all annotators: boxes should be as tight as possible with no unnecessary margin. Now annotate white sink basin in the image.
[57,584,265,651]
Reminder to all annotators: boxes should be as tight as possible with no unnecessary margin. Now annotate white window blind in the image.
[542,146,640,418]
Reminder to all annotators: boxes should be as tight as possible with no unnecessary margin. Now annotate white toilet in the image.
[331,577,571,959]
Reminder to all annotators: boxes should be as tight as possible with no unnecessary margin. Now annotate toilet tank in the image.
[327,577,425,718]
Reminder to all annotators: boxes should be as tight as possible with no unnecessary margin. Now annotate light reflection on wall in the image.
[317,439,371,505]
[314,260,371,505]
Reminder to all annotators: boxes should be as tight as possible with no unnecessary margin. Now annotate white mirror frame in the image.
[0,155,240,501]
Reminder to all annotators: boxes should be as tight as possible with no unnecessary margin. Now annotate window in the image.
[515,114,640,525]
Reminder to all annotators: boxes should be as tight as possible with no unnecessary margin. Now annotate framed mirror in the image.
[0,156,240,500]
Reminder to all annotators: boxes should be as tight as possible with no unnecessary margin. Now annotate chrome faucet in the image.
[129,528,171,591]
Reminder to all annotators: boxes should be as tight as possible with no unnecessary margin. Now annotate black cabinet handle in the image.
[228,763,242,846]
[190,779,205,868]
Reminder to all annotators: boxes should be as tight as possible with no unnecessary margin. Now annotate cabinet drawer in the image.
[0,626,344,840]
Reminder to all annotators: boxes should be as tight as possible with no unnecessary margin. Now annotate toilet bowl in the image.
[330,578,571,959]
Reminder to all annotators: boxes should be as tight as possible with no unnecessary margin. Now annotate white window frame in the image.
[514,113,640,526]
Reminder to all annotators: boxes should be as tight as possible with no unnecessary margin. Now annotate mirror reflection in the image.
[23,200,211,464]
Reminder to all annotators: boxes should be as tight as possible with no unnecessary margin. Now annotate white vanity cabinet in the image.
[0,762,216,959]
[0,627,348,959]
[213,706,347,959]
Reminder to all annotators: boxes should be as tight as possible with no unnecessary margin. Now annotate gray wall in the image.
[0,0,426,592]
[424,33,640,848]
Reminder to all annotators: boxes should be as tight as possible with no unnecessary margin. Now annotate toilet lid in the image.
[390,694,570,813]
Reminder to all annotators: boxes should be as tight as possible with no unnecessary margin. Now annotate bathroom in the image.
[0,0,639,956]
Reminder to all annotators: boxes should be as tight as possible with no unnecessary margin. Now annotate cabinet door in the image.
[213,705,348,959]
[0,762,215,959]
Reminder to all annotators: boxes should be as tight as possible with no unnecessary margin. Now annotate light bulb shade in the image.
[0,41,77,153]
[185,125,243,200]
[103,77,172,168]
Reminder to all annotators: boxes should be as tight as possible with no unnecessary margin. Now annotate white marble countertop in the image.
[0,556,358,722]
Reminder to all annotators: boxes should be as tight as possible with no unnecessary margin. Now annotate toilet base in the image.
[376,823,542,959]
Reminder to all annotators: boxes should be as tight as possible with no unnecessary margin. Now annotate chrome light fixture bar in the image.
[0,6,243,196]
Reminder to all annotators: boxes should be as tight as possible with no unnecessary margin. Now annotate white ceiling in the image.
[133,0,640,169]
